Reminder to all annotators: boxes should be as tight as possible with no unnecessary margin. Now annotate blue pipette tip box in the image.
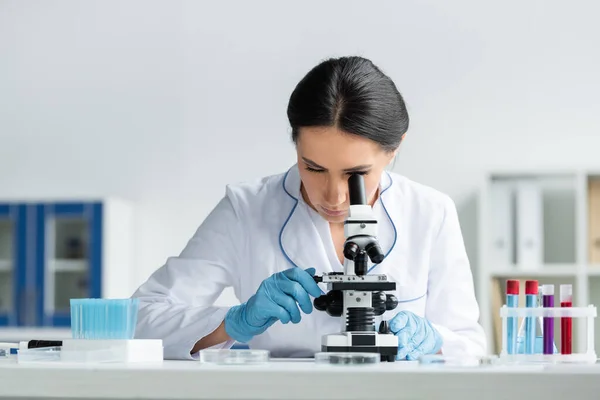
[70,298,140,340]
[39,297,165,363]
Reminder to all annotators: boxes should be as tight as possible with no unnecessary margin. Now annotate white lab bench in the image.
[1,359,600,400]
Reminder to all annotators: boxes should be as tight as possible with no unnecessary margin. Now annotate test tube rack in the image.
[499,305,597,364]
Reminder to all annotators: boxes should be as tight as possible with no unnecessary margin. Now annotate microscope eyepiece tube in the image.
[348,174,367,205]
[365,242,385,264]
[354,251,368,276]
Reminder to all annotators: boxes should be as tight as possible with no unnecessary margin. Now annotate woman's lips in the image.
[320,206,346,217]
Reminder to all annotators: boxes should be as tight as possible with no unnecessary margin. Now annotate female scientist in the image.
[132,56,487,360]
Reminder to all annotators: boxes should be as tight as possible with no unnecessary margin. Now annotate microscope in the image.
[312,174,399,362]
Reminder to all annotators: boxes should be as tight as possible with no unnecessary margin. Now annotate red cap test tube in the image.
[560,284,573,355]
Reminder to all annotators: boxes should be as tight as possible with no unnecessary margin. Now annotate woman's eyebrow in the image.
[302,157,372,172]
[302,157,326,169]
[343,164,372,172]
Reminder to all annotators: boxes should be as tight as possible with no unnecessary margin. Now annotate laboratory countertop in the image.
[1,358,600,400]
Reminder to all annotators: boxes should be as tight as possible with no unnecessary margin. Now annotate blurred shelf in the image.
[0,260,12,272]
[48,259,88,273]
[490,264,579,278]
[585,266,600,276]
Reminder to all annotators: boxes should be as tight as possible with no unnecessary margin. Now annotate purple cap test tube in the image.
[542,284,555,354]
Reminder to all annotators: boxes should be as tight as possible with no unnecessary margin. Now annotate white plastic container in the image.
[61,339,163,363]
[16,340,163,364]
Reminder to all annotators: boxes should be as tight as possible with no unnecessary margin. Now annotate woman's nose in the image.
[324,179,347,206]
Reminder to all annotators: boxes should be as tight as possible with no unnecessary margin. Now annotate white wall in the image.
[1,0,599,304]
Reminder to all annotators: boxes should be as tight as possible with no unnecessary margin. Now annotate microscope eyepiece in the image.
[348,174,367,205]
[343,241,359,261]
[365,241,385,264]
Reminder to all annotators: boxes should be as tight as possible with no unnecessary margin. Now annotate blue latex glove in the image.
[224,267,322,343]
[389,311,443,361]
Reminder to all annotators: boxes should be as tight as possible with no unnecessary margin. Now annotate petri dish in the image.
[418,354,498,366]
[199,349,269,365]
[315,352,380,365]
[17,346,62,363]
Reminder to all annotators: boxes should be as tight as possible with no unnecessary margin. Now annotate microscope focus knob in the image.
[371,292,387,316]
[378,320,391,334]
[386,294,399,311]
[372,292,399,315]
[313,295,329,312]
[313,290,343,317]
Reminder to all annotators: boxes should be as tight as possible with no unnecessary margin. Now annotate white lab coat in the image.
[132,164,487,359]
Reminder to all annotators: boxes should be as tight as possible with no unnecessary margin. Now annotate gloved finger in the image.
[406,347,425,361]
[393,312,419,360]
[389,311,410,334]
[406,328,439,361]
[271,291,302,324]
[278,279,313,314]
[410,321,427,348]
[283,267,322,298]
[404,329,428,361]
[264,316,278,328]
[417,328,442,355]
[305,267,325,295]
[396,329,413,360]
[262,296,300,324]
[397,344,413,360]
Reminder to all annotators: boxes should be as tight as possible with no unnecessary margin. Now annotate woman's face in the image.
[296,126,397,224]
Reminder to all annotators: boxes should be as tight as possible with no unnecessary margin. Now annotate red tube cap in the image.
[506,279,520,295]
[525,280,538,295]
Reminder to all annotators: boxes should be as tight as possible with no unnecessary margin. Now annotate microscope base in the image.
[320,332,399,362]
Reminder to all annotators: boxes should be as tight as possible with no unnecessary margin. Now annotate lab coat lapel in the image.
[372,172,416,291]
[279,165,336,280]
[373,171,397,268]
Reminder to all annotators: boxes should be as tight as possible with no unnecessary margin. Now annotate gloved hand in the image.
[389,310,443,360]
[224,267,322,343]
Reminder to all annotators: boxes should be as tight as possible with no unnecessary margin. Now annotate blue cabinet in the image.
[0,204,25,327]
[0,201,129,328]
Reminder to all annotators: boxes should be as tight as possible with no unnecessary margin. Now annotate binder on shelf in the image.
[490,181,515,267]
[588,179,600,265]
[515,180,544,270]
[491,277,504,353]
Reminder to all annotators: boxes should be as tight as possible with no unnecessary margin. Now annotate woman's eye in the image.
[305,166,325,173]
[304,166,369,176]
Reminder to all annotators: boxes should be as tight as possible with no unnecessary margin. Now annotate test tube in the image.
[525,280,538,354]
[542,284,555,355]
[506,280,519,354]
[560,284,572,355]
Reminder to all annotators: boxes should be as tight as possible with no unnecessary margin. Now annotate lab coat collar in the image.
[279,164,397,275]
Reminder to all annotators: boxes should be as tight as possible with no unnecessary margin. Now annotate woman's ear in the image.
[399,132,407,146]
[390,133,406,162]
[388,148,399,165]
[385,141,402,170]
